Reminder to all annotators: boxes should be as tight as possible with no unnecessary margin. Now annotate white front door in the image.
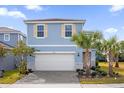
[35,53,75,71]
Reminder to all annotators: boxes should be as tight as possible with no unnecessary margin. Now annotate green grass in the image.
[0,70,23,84]
[80,62,124,84]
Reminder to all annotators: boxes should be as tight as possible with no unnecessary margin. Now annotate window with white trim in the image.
[64,24,72,37]
[4,34,10,41]
[37,25,44,37]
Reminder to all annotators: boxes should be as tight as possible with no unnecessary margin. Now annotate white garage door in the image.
[35,53,75,71]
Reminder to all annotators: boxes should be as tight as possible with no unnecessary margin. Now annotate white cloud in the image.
[25,5,43,11]
[0,7,26,19]
[110,5,124,12]
[122,26,124,30]
[0,8,8,15]
[104,28,118,33]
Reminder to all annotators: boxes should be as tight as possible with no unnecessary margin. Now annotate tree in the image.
[12,40,35,74]
[99,36,118,76]
[115,40,124,67]
[12,40,35,62]
[72,31,102,77]
[0,44,7,57]
[113,41,121,68]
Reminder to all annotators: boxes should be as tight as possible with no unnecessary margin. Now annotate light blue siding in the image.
[31,46,76,51]
[27,23,82,45]
[0,33,26,47]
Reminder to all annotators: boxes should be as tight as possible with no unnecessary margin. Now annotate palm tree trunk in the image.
[115,56,119,68]
[85,49,90,77]
[115,62,119,68]
[83,52,87,69]
[108,61,113,76]
[108,53,113,77]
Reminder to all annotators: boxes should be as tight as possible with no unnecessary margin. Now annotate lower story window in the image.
[37,32,44,37]
[65,31,72,37]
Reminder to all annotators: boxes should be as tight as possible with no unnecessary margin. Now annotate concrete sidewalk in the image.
[0,84,124,88]
[80,84,124,88]
[0,84,81,88]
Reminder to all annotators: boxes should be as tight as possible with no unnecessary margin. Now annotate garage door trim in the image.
[34,51,76,71]
[34,51,76,54]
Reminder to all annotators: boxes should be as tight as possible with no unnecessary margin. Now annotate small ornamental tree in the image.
[12,40,35,74]
[0,44,7,58]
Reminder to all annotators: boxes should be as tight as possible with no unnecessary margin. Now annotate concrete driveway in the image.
[15,71,79,84]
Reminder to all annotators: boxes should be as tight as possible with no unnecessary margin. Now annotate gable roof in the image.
[0,27,26,37]
[24,18,86,24]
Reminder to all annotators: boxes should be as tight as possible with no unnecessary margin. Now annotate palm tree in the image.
[113,41,121,68]
[100,36,118,76]
[72,31,102,77]
[115,40,124,67]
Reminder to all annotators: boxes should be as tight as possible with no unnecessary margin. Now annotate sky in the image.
[0,5,124,40]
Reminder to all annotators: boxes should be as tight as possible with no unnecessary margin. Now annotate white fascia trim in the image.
[24,21,85,24]
[34,51,76,54]
[28,45,77,47]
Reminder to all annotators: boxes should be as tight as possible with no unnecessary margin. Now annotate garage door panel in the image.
[35,53,75,71]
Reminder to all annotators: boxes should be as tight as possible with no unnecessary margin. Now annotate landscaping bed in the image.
[80,62,124,84]
[0,70,23,84]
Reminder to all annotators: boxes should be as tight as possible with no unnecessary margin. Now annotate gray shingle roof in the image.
[0,27,20,32]
[0,27,26,37]
[24,18,86,24]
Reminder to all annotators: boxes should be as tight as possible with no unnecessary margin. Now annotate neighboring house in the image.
[24,18,96,71]
[0,27,26,70]
[0,27,26,47]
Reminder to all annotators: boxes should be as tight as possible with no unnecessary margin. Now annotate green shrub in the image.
[100,71,107,76]
[91,71,97,77]
[78,70,84,76]
[96,61,99,67]
[90,66,96,70]
[95,68,100,71]
[80,69,85,72]
[113,72,119,77]
[18,61,27,74]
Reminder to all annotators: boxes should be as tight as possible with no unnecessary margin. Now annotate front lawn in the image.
[80,62,124,84]
[0,70,23,84]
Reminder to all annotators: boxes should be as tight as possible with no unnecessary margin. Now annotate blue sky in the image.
[0,5,124,40]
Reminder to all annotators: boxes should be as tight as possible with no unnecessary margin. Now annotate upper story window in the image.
[37,25,44,37]
[4,34,10,41]
[64,24,72,37]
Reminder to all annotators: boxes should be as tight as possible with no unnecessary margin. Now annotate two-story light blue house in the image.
[0,27,26,70]
[24,18,96,71]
